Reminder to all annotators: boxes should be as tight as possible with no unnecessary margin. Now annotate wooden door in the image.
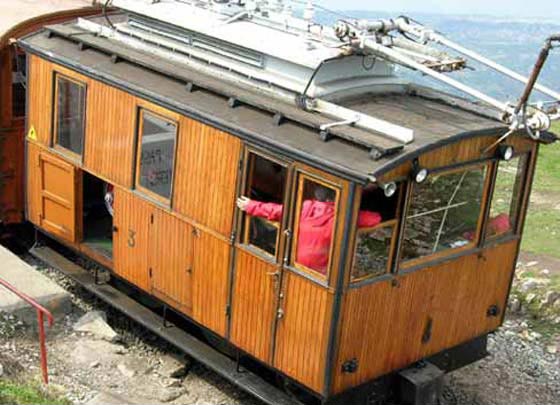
[273,272,334,393]
[272,169,344,394]
[150,209,194,315]
[113,188,153,291]
[230,150,290,362]
[38,152,78,243]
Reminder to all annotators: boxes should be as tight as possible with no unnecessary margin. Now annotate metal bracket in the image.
[342,358,359,374]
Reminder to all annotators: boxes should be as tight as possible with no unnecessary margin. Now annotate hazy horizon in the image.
[320,0,560,20]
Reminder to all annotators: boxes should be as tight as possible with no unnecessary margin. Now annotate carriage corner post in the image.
[2,0,559,404]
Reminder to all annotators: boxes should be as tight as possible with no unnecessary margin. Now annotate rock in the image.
[89,361,100,369]
[526,261,539,267]
[546,345,557,354]
[0,363,3,377]
[117,363,137,378]
[539,269,550,277]
[74,311,119,342]
[519,278,550,293]
[71,339,123,366]
[158,353,191,379]
[526,293,537,304]
[117,357,152,379]
[159,388,184,403]
[543,291,560,307]
[509,297,522,313]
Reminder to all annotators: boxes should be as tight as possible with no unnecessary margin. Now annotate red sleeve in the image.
[357,211,382,228]
[246,200,284,221]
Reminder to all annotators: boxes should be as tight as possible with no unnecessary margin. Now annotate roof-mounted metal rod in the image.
[335,18,559,138]
[394,18,560,103]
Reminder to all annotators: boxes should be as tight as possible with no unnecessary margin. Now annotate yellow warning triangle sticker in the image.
[27,126,37,141]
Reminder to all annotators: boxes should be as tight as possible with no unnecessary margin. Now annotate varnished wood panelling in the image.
[0,50,11,127]
[27,55,53,146]
[379,134,534,182]
[230,249,278,362]
[174,118,242,237]
[274,272,334,394]
[84,82,136,187]
[0,129,24,223]
[150,209,194,315]
[26,142,42,225]
[113,188,153,291]
[332,241,518,394]
[192,230,231,337]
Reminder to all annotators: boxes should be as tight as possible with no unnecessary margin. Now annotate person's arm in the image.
[237,197,283,221]
[357,211,382,228]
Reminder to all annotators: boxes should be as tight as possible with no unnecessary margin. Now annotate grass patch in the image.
[0,380,70,405]
[521,122,560,257]
[522,208,560,257]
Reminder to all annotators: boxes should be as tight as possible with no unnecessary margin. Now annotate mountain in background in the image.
[317,10,560,102]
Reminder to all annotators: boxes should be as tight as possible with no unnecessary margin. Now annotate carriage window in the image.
[12,52,26,118]
[351,184,401,282]
[54,76,86,156]
[401,165,488,263]
[241,153,287,257]
[486,155,528,239]
[135,110,178,201]
[293,176,339,277]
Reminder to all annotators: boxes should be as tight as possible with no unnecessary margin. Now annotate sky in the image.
[321,0,560,19]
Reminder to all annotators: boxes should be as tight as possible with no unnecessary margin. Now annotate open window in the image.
[292,175,340,278]
[351,183,403,282]
[54,74,86,157]
[485,154,529,240]
[401,165,489,265]
[135,109,178,203]
[82,172,114,258]
[241,152,288,257]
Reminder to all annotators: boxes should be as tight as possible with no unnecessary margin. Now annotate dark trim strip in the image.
[323,182,356,397]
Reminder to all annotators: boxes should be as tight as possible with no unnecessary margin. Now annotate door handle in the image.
[277,308,285,319]
[267,271,280,278]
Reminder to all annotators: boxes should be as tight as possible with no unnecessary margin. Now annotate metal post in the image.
[37,310,49,385]
[0,277,54,385]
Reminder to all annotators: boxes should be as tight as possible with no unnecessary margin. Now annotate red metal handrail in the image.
[0,277,54,384]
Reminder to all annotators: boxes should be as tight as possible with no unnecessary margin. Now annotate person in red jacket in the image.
[237,186,382,274]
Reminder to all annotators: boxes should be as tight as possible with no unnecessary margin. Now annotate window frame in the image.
[349,182,406,284]
[350,219,399,283]
[134,108,179,205]
[483,152,531,244]
[399,162,492,270]
[240,149,290,261]
[289,172,341,282]
[52,73,87,160]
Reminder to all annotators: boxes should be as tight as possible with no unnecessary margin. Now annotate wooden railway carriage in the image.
[7,1,559,404]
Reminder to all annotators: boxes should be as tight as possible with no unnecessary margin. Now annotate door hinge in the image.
[342,358,359,374]
[150,213,154,224]
[149,268,153,278]
[225,305,231,318]
[238,158,244,173]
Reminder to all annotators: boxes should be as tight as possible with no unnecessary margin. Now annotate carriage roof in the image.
[19,13,557,184]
